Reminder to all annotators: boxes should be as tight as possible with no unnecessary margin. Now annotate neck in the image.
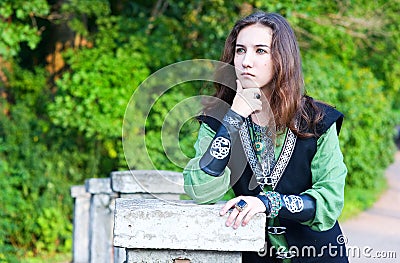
[251,109,271,127]
[252,85,274,127]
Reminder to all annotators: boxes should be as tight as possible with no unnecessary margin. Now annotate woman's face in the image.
[234,24,274,89]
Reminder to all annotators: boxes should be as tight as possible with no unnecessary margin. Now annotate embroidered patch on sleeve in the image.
[210,137,230,159]
[283,195,304,213]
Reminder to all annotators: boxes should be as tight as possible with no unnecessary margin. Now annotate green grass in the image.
[339,177,388,222]
[19,252,71,263]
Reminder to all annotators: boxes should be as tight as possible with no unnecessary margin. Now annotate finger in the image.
[236,79,243,93]
[241,209,258,226]
[242,87,259,94]
[251,101,263,113]
[254,99,262,107]
[220,197,240,216]
[242,88,261,101]
[225,207,240,227]
[233,208,250,229]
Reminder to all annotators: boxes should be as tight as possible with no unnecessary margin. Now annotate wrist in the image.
[223,108,245,128]
[257,191,283,218]
[230,106,249,118]
[198,109,244,177]
[256,193,270,214]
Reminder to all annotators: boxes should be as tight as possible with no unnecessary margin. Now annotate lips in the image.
[241,72,255,77]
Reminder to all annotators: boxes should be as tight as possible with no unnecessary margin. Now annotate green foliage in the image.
[304,53,396,189]
[171,0,242,60]
[34,208,72,254]
[0,63,81,260]
[49,39,148,139]
[144,84,201,171]
[61,0,111,36]
[0,0,49,58]
[0,101,72,259]
[47,16,151,173]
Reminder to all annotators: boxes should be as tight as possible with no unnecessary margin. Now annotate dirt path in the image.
[341,151,400,262]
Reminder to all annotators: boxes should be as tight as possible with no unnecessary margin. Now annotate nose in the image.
[242,53,253,68]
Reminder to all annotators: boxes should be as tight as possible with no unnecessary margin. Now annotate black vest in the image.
[198,101,348,263]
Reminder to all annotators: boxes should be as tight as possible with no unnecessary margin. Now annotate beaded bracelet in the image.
[264,191,282,218]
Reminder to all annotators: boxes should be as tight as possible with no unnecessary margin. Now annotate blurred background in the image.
[0,0,399,262]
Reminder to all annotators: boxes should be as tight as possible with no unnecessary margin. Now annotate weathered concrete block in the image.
[71,185,91,263]
[114,247,126,263]
[89,193,116,263]
[113,198,266,252]
[111,170,185,195]
[84,178,119,263]
[86,178,115,194]
[71,185,91,198]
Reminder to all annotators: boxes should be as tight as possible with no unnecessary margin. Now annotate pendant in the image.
[254,141,265,154]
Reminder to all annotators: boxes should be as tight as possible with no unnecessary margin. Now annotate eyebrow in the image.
[236,44,270,48]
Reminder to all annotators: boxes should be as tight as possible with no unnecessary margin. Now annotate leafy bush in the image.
[303,53,396,189]
[0,0,50,58]
[0,101,72,259]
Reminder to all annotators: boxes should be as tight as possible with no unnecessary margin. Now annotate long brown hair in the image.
[205,11,323,138]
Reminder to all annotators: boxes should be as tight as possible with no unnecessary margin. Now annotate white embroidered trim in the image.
[283,195,304,213]
[271,128,297,190]
[239,120,297,190]
[223,115,241,129]
[210,137,230,159]
[239,121,265,182]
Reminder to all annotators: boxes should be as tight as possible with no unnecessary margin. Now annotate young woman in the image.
[183,11,348,263]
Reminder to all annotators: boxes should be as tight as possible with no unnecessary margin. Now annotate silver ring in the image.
[254,93,261,99]
[235,199,248,212]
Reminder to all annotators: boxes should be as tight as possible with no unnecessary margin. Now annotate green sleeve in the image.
[301,123,347,231]
[183,123,231,204]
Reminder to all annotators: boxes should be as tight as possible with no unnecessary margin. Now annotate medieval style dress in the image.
[183,99,348,263]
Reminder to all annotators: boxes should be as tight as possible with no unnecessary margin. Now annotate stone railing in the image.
[70,170,185,263]
[71,170,266,262]
[113,198,266,262]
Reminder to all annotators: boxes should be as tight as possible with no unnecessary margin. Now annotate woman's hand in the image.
[220,195,266,229]
[231,79,262,118]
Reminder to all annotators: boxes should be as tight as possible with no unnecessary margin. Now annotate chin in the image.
[240,79,259,89]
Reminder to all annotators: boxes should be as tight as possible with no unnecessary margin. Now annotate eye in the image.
[256,48,267,54]
[236,47,245,54]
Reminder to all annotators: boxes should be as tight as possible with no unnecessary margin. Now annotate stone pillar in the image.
[85,178,118,263]
[71,185,91,263]
[113,199,266,262]
[110,170,185,263]
[111,170,185,200]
